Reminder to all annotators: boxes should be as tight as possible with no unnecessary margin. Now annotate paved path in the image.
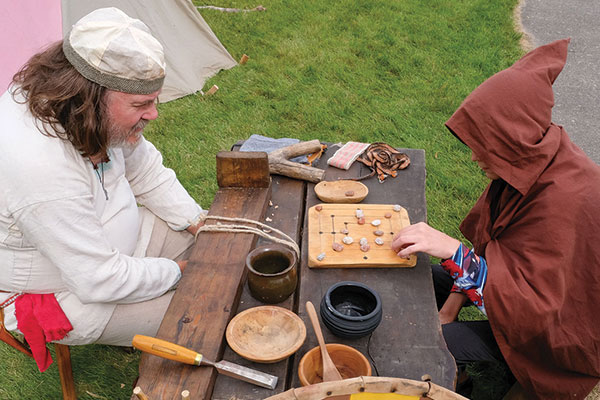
[520,0,600,164]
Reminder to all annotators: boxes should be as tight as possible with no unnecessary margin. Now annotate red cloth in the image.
[446,38,600,399]
[14,294,73,372]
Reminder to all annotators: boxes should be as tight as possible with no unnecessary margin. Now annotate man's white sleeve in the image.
[13,196,181,304]
[122,139,203,231]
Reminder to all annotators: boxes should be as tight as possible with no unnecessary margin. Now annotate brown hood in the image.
[445,39,600,398]
[446,39,568,195]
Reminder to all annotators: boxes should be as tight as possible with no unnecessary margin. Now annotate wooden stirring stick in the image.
[306,301,343,382]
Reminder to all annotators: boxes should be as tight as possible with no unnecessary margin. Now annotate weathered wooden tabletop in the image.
[134,144,456,400]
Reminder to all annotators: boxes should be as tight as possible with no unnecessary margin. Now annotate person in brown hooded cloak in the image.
[392,38,600,398]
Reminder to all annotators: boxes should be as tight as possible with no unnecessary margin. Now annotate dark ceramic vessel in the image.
[320,281,382,339]
[246,244,298,304]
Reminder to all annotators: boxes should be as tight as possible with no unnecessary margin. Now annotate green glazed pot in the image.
[246,244,298,304]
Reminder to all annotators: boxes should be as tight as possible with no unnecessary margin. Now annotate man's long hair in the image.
[12,41,109,158]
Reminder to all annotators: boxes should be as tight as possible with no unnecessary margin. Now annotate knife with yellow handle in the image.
[132,335,278,390]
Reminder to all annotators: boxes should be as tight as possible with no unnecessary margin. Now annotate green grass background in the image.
[0,0,525,398]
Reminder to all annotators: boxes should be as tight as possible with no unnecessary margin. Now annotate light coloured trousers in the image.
[95,208,195,346]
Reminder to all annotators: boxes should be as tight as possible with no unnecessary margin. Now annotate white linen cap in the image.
[63,7,165,94]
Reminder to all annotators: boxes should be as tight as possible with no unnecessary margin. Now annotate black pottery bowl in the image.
[320,281,382,339]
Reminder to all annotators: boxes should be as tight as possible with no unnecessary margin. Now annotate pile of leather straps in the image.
[354,142,410,182]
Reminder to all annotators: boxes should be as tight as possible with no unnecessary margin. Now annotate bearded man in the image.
[0,8,205,371]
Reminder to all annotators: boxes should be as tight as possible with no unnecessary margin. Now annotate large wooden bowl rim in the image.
[226,305,306,363]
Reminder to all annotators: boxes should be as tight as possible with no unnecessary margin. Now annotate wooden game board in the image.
[307,203,417,268]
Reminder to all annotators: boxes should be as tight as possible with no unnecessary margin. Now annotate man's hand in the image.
[177,260,188,273]
[391,222,461,259]
[186,223,203,236]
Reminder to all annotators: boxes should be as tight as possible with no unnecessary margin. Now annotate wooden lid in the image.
[314,180,368,203]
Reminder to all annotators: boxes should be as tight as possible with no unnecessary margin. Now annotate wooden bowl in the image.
[298,343,372,386]
[314,180,368,203]
[226,306,306,363]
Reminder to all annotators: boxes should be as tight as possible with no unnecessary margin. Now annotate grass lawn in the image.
[0,0,526,398]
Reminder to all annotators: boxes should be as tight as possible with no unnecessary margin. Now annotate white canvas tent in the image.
[1,0,237,102]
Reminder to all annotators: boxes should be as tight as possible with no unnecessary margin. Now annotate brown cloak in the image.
[445,39,600,398]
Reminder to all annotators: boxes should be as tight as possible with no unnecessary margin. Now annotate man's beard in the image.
[107,118,149,149]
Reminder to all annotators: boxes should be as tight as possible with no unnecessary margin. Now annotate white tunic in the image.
[0,89,203,344]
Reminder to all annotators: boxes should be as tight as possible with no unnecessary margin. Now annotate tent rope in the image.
[196,5,266,13]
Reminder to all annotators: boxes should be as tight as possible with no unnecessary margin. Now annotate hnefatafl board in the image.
[308,204,417,268]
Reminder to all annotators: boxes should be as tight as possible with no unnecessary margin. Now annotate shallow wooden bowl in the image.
[226,306,306,363]
[298,343,372,386]
[314,180,368,203]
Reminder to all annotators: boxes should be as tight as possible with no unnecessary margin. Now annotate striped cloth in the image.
[441,243,488,316]
[327,142,370,170]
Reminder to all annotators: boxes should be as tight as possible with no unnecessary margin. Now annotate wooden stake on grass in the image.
[239,54,249,65]
[205,85,219,96]
[133,386,150,400]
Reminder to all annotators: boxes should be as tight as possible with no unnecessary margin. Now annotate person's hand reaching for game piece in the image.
[391,222,461,259]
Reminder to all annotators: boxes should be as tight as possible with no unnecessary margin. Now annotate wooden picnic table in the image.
[133,143,456,400]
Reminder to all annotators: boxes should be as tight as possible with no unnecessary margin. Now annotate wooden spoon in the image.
[305,301,343,382]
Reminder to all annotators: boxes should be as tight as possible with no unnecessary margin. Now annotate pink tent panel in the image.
[0,0,63,93]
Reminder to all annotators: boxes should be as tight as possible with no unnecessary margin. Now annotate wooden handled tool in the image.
[132,335,278,390]
[305,301,343,382]
[306,302,351,400]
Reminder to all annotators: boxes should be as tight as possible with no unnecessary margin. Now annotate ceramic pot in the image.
[246,244,298,304]
[320,281,382,339]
